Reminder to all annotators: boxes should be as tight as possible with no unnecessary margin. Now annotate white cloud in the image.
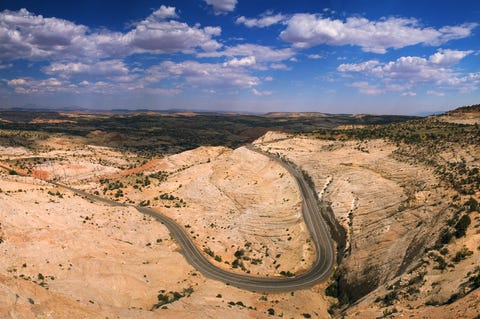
[0,8,95,60]
[337,60,380,72]
[401,92,416,96]
[205,0,237,14]
[308,54,324,59]
[159,60,260,88]
[151,5,178,20]
[44,60,129,78]
[236,13,286,28]
[7,77,71,94]
[338,49,478,94]
[427,90,445,96]
[146,88,182,96]
[7,78,28,86]
[436,72,480,93]
[252,88,272,96]
[0,8,223,61]
[280,14,477,53]
[127,19,222,53]
[350,81,383,95]
[270,63,290,70]
[198,44,295,62]
[428,49,473,66]
[125,8,222,53]
[338,50,473,82]
[223,56,256,67]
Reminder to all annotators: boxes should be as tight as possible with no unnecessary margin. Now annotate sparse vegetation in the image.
[0,106,478,318]
[452,247,473,263]
[375,291,398,307]
[151,287,194,310]
[454,215,471,238]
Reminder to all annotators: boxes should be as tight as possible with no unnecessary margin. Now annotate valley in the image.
[0,106,479,318]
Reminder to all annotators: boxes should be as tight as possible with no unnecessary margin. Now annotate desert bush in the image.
[454,215,471,238]
[452,247,473,263]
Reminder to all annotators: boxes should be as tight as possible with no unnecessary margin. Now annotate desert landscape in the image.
[0,105,479,318]
[2,1,480,317]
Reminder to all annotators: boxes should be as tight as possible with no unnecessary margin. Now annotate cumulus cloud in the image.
[198,44,295,62]
[338,49,473,82]
[223,56,256,67]
[236,12,286,28]
[0,7,222,61]
[428,49,473,65]
[0,8,95,60]
[205,0,237,14]
[338,49,478,93]
[122,7,222,53]
[151,5,178,20]
[127,20,222,53]
[5,72,178,95]
[436,72,480,93]
[270,63,290,70]
[337,60,380,72]
[159,60,259,88]
[280,14,477,53]
[43,60,129,78]
[7,77,72,94]
[349,81,383,95]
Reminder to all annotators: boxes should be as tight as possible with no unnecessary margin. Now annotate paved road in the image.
[0,147,335,292]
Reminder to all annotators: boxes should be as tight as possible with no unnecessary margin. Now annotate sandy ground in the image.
[0,141,331,319]
[253,132,480,319]
[2,128,478,319]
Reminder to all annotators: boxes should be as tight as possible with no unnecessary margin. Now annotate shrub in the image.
[452,247,473,263]
[438,229,453,245]
[454,215,471,238]
[468,270,480,290]
[279,270,294,277]
[465,197,478,212]
[234,249,245,258]
[381,291,398,306]
[325,281,339,298]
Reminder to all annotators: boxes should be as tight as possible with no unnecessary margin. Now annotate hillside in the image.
[436,104,480,125]
[0,106,479,318]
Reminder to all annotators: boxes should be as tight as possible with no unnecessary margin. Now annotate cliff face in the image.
[254,136,453,301]
[253,120,479,318]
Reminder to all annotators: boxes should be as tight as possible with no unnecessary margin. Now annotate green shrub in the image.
[454,215,471,238]
[465,197,478,212]
[325,281,339,298]
[452,247,473,263]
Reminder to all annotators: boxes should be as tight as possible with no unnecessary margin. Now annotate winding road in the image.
[1,145,335,292]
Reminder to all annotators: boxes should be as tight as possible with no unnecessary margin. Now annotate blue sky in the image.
[0,0,479,114]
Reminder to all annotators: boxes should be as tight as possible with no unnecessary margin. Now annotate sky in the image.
[0,0,479,114]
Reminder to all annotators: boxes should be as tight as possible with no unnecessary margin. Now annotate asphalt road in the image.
[0,146,335,292]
